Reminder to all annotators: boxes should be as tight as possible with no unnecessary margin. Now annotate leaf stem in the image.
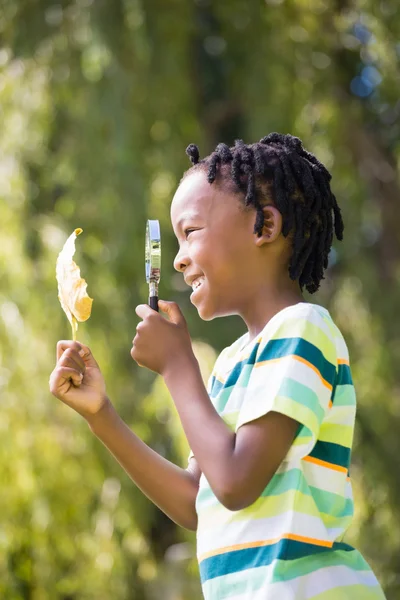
[72,315,77,341]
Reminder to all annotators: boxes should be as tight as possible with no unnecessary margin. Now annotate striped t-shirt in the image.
[190,302,386,600]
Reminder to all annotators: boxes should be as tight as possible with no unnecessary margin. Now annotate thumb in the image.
[76,342,100,369]
[158,300,186,326]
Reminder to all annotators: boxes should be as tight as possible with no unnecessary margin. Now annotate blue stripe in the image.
[210,375,224,397]
[258,338,337,386]
[331,364,353,404]
[209,338,337,399]
[308,440,351,470]
[338,364,352,385]
[199,539,354,583]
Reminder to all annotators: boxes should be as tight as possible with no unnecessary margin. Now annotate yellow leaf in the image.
[56,228,93,340]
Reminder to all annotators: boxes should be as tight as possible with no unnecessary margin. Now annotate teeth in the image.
[192,276,205,290]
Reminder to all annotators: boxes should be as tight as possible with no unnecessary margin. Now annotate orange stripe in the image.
[255,357,283,368]
[338,358,349,365]
[293,355,333,391]
[285,533,332,547]
[198,533,333,562]
[302,455,348,473]
[255,355,333,392]
[328,400,333,409]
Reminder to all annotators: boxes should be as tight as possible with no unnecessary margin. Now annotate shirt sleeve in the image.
[235,306,338,461]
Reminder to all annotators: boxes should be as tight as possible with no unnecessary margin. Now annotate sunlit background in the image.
[1,1,400,598]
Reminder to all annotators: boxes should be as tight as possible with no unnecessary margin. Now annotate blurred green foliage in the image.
[1,0,399,598]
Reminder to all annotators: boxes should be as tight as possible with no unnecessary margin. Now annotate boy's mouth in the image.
[190,276,206,300]
[191,275,205,290]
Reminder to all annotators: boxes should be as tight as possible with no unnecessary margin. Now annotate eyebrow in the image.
[175,212,202,231]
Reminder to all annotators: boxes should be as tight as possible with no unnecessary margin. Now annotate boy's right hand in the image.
[49,341,108,420]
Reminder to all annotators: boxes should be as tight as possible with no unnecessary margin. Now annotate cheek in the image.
[209,246,243,286]
[193,233,249,285]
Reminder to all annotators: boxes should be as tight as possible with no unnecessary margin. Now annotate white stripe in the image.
[197,464,353,509]
[219,384,246,412]
[294,305,337,342]
[201,563,276,600]
[247,355,332,401]
[220,355,334,423]
[335,335,350,360]
[301,460,348,495]
[201,563,381,600]
[345,478,354,500]
[196,510,336,557]
[324,404,356,427]
[292,564,379,599]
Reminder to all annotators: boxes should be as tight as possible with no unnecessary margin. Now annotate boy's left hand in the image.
[131,299,197,377]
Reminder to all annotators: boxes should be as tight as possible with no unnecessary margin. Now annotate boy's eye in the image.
[184,228,196,238]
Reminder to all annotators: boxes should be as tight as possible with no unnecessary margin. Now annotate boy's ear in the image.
[253,205,283,246]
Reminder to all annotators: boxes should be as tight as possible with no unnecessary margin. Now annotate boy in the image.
[50,133,386,599]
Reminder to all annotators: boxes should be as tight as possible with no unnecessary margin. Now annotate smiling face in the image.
[171,170,292,322]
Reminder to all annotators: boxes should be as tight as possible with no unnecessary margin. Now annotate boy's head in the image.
[170,133,343,321]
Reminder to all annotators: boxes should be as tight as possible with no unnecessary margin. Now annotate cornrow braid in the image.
[184,133,344,294]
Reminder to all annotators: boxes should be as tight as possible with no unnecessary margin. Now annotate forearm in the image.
[164,360,236,502]
[86,398,198,530]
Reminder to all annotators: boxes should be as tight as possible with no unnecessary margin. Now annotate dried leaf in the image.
[56,228,93,340]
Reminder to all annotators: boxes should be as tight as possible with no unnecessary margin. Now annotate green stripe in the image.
[319,423,354,447]
[258,338,337,386]
[263,468,306,497]
[199,539,354,582]
[197,468,305,506]
[309,440,351,470]
[212,364,252,412]
[197,469,353,525]
[332,364,353,404]
[337,364,353,385]
[270,318,337,364]
[212,385,234,413]
[332,383,356,407]
[311,585,385,600]
[309,485,353,519]
[202,549,373,598]
[265,470,353,521]
[278,377,325,423]
[199,488,308,523]
[272,548,370,581]
[210,336,337,399]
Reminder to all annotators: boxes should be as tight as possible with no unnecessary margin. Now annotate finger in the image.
[135,304,155,320]
[76,343,100,369]
[130,347,143,368]
[49,366,83,392]
[57,340,83,361]
[157,300,185,326]
[59,348,86,372]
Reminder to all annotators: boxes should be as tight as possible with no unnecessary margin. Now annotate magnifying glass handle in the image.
[149,295,159,312]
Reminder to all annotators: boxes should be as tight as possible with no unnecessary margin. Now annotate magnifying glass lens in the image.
[145,220,161,312]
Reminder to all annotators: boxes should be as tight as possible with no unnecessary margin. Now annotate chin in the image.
[195,299,233,321]
[197,309,216,321]
[191,294,215,321]
[195,303,215,321]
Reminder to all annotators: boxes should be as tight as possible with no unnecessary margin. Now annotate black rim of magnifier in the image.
[146,220,160,312]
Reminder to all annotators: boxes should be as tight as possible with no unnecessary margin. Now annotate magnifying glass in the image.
[145,219,161,312]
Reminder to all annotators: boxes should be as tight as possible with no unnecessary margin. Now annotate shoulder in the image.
[258,302,341,366]
[269,301,332,331]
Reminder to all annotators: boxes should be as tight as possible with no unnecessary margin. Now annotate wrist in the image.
[85,395,115,433]
[163,354,201,386]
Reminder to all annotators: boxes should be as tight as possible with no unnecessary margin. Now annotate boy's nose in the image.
[173,250,189,272]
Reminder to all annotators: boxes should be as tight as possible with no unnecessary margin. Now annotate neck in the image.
[240,281,305,342]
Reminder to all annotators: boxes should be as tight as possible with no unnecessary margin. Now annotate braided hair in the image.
[184,133,344,294]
